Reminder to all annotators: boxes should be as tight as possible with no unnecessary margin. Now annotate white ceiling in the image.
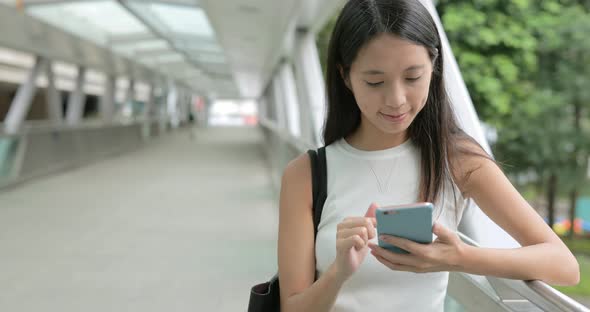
[201,0,303,99]
[200,0,345,99]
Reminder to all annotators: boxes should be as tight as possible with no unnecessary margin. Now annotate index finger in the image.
[341,217,376,229]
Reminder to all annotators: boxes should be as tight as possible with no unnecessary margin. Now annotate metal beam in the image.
[125,79,136,104]
[45,60,64,123]
[278,62,301,138]
[294,31,325,146]
[144,84,156,119]
[99,75,116,121]
[65,66,86,125]
[4,56,47,134]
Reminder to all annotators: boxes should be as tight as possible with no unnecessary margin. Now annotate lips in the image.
[382,113,405,118]
[381,113,407,118]
[380,112,407,123]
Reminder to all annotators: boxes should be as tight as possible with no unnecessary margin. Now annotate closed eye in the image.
[407,76,422,82]
[366,81,383,87]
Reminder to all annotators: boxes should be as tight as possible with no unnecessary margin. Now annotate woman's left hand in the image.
[368,222,466,273]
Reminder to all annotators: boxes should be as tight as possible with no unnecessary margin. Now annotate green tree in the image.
[533,4,590,237]
[437,0,590,231]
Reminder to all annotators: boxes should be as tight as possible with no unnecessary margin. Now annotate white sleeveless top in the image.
[315,138,469,312]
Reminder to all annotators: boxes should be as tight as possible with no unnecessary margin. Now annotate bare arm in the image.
[278,154,346,312]
[456,149,579,286]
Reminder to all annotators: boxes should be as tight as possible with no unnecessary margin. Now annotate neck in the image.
[345,119,409,151]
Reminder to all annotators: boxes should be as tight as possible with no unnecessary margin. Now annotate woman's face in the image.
[343,33,434,139]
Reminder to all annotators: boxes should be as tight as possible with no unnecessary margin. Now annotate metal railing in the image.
[0,118,163,190]
[457,233,589,312]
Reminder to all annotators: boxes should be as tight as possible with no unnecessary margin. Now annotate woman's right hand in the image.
[333,203,378,281]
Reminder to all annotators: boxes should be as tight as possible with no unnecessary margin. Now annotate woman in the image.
[278,0,580,311]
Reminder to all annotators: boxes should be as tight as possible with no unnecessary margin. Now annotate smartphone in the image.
[376,202,434,254]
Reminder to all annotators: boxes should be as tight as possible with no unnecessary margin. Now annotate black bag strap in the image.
[307,147,327,241]
[247,148,328,312]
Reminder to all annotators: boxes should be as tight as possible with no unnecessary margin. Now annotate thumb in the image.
[365,202,379,218]
[432,222,452,240]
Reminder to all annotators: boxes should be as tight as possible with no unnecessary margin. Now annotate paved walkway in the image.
[0,126,278,311]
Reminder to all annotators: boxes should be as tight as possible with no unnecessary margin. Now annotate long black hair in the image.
[323,0,491,208]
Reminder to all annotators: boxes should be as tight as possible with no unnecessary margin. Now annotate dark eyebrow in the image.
[361,70,385,75]
[361,65,425,75]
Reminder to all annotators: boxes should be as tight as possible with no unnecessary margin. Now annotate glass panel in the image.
[159,55,186,64]
[137,53,184,65]
[124,0,227,67]
[18,0,234,93]
[148,3,214,38]
[27,0,148,46]
[180,41,223,53]
[191,53,225,64]
[444,295,467,312]
[0,137,17,180]
[112,39,170,57]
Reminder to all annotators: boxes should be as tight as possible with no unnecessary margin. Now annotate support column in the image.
[125,79,135,114]
[258,93,268,122]
[271,75,287,130]
[278,62,301,138]
[66,66,86,125]
[167,82,179,128]
[178,89,187,124]
[184,92,192,123]
[126,79,135,101]
[144,83,156,120]
[296,32,326,146]
[203,96,212,127]
[99,75,116,122]
[158,87,168,133]
[45,61,63,124]
[4,56,47,134]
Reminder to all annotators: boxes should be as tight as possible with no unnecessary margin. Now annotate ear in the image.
[337,64,352,91]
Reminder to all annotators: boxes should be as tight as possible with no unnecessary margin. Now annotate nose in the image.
[385,82,406,109]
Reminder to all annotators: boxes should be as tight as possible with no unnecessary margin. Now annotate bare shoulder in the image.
[449,137,499,198]
[282,152,312,183]
[281,152,313,203]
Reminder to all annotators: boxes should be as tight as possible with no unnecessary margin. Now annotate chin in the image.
[378,125,409,136]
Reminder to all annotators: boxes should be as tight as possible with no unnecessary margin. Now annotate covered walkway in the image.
[0,127,277,311]
[0,0,587,311]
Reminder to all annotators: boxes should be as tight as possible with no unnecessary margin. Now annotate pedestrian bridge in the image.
[0,0,587,311]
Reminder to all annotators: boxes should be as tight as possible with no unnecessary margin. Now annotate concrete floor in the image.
[0,126,279,312]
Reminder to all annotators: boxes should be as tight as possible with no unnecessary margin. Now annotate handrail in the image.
[0,118,158,138]
[258,118,316,152]
[0,119,156,190]
[528,281,588,312]
[457,232,589,312]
